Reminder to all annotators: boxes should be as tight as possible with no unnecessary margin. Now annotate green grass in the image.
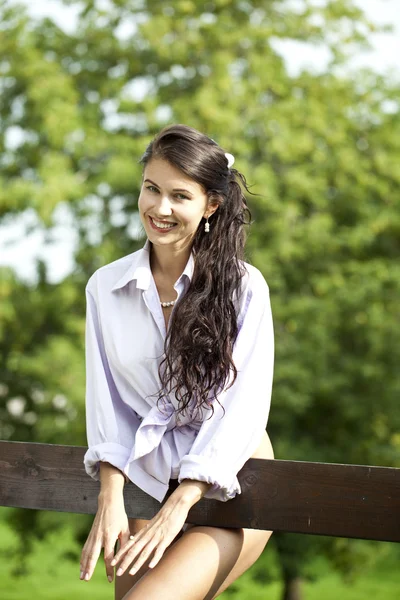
[0,518,110,600]
[0,516,399,600]
[219,569,400,600]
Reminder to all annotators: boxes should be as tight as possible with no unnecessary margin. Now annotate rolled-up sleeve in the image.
[83,275,139,481]
[178,270,274,501]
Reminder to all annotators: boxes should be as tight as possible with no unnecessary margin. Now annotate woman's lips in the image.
[149,216,178,233]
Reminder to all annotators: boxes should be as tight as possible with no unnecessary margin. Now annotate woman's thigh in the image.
[121,524,272,600]
[118,431,274,599]
[114,517,184,600]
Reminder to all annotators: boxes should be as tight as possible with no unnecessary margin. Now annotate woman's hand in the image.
[110,498,188,577]
[80,491,130,583]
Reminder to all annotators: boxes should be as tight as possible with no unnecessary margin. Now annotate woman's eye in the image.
[145,186,188,200]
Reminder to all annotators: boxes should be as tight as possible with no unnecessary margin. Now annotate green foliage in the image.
[1,0,400,597]
[0,513,399,599]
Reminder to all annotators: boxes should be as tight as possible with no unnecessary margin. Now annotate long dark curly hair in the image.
[139,124,254,421]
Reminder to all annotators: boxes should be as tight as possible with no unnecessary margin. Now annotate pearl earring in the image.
[204,216,210,233]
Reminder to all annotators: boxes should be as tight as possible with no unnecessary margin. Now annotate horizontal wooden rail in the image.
[0,441,399,542]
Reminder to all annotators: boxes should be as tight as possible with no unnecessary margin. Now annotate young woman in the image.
[80,124,275,600]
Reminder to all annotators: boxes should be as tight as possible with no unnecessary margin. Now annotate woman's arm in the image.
[98,462,127,501]
[83,280,140,482]
[110,478,212,576]
[100,462,125,490]
[177,269,274,502]
[98,463,210,508]
[80,463,130,583]
[167,479,212,509]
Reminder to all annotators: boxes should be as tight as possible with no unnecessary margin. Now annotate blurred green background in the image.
[1,0,399,598]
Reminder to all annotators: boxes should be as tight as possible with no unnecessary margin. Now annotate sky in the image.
[1,0,399,284]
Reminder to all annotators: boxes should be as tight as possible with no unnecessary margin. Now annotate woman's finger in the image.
[111,535,135,567]
[148,542,168,569]
[80,540,92,577]
[116,538,152,576]
[80,537,103,581]
[128,540,160,575]
[119,526,132,548]
[103,538,117,583]
[127,539,159,575]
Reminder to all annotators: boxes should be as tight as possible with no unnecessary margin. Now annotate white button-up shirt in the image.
[83,238,274,503]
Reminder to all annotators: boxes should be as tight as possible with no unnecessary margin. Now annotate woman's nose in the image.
[156,195,173,215]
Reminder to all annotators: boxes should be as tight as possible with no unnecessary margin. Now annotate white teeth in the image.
[151,218,176,229]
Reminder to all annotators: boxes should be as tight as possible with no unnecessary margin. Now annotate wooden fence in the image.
[0,441,399,542]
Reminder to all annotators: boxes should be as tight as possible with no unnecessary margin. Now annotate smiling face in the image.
[138,158,217,250]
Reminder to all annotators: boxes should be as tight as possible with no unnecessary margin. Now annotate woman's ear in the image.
[205,194,222,219]
[204,206,219,220]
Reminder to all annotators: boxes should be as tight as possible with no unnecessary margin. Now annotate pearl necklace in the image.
[160,299,176,308]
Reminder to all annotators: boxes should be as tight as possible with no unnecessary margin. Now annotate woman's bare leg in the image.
[118,431,274,599]
[115,518,184,600]
[120,523,272,600]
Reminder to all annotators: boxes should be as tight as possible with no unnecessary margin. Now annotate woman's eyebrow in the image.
[144,178,193,195]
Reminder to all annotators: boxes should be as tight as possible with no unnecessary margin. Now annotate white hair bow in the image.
[224,152,235,168]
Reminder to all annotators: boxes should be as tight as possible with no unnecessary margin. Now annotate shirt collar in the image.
[111,238,195,292]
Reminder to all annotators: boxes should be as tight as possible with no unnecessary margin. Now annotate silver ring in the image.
[129,535,135,540]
